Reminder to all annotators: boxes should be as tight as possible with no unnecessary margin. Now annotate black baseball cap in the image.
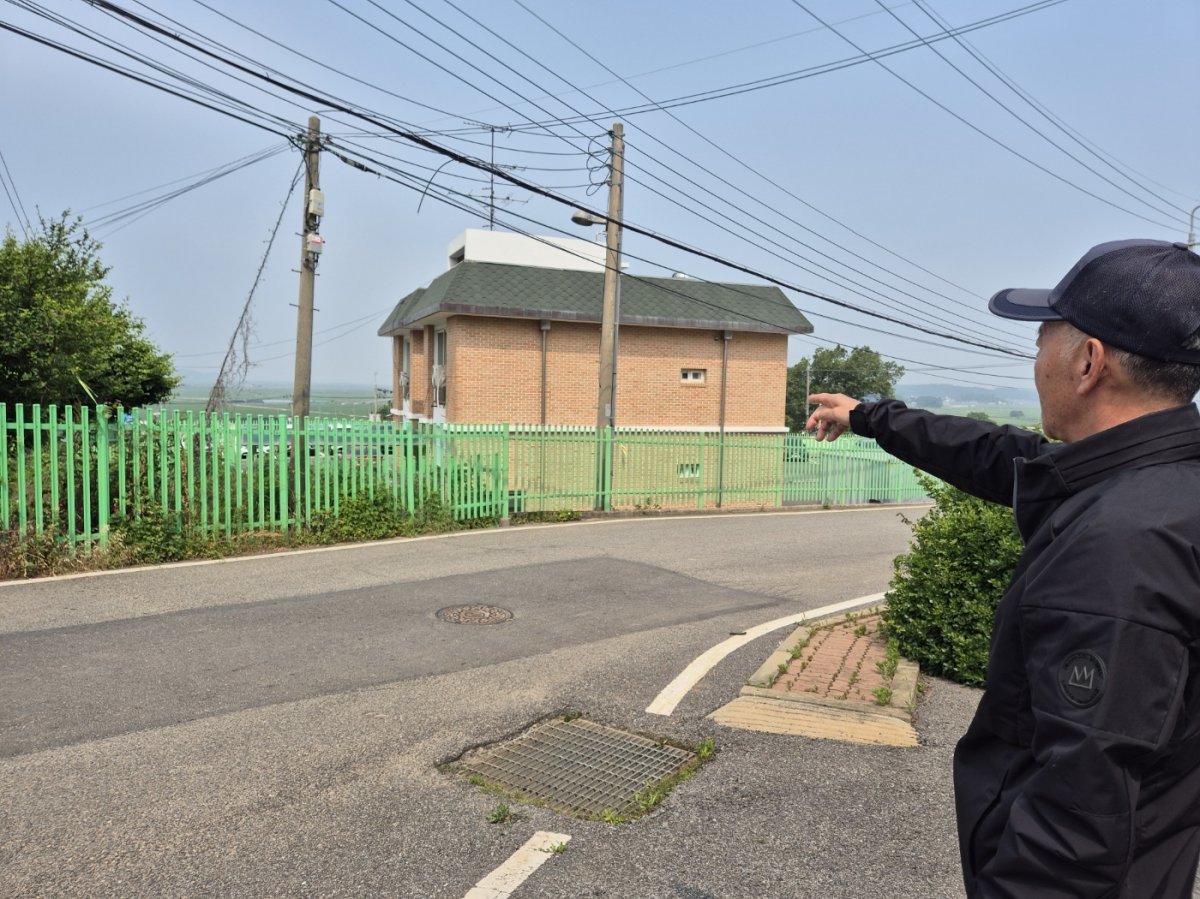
[989,239,1200,364]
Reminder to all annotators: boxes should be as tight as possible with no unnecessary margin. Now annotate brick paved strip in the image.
[709,695,918,748]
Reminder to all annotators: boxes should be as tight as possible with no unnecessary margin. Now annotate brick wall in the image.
[443,315,788,429]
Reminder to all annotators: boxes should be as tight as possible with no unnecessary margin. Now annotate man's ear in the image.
[1076,338,1108,395]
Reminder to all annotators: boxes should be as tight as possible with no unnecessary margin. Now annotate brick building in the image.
[378,231,813,431]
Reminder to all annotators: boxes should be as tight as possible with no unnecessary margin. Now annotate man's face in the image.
[1034,321,1081,442]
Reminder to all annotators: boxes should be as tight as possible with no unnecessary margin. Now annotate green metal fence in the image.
[1,404,928,553]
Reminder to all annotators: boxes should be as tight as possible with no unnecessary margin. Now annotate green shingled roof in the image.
[377,262,812,336]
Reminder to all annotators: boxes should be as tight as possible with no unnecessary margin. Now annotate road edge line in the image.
[463,830,571,899]
[645,593,885,716]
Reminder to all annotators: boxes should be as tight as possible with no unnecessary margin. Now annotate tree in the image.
[0,214,178,407]
[785,345,904,431]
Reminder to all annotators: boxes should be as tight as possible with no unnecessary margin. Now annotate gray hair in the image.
[1105,347,1200,404]
[1052,321,1200,403]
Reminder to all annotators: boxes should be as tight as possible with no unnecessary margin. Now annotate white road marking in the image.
[645,593,886,716]
[464,831,572,899]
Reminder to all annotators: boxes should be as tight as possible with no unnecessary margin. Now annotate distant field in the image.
[941,404,1041,427]
[158,384,385,419]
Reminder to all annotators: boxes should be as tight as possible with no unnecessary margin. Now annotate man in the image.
[807,239,1200,898]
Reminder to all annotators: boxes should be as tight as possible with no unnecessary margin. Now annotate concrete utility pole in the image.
[291,115,323,418]
[571,123,624,509]
[595,122,624,431]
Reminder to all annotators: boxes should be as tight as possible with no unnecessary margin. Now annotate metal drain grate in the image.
[459,718,695,817]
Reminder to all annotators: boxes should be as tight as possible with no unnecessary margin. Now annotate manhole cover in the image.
[436,604,513,625]
[458,718,695,818]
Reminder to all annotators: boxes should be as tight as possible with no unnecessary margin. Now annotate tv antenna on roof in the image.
[463,121,523,230]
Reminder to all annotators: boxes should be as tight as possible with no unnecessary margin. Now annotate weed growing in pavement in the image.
[853,623,868,637]
[487,801,513,824]
[541,842,569,855]
[511,509,579,525]
[599,808,623,824]
[562,709,582,722]
[873,687,894,706]
[789,636,810,659]
[875,639,901,681]
[694,737,717,761]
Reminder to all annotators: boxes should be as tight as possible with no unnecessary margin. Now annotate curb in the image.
[709,606,922,748]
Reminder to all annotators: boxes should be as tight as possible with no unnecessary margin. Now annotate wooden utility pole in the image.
[291,115,322,418]
[596,122,624,432]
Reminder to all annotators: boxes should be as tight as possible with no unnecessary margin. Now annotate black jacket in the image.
[851,400,1200,898]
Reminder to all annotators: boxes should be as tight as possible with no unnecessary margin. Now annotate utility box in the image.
[308,188,325,217]
[306,233,325,255]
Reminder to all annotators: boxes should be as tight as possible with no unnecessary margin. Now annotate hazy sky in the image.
[3,0,1197,400]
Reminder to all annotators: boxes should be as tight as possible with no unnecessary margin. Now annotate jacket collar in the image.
[1013,404,1200,540]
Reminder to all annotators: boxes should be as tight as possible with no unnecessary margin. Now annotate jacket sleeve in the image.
[849,400,1048,507]
[974,526,1191,897]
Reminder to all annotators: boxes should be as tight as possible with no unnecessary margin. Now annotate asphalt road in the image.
[0,506,977,899]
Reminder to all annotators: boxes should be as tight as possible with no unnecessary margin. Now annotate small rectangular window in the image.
[678,463,701,479]
[681,368,706,384]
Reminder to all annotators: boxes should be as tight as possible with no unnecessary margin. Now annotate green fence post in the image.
[96,405,110,547]
[60,406,72,545]
[80,407,93,551]
[31,404,44,534]
[0,404,8,531]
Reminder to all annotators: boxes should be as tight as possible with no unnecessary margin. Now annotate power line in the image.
[324,134,1033,367]
[28,1,1036,368]
[911,0,1194,210]
[0,144,32,237]
[0,19,293,140]
[86,144,289,237]
[505,0,1072,127]
[788,0,1183,231]
[402,0,1030,350]
[505,1,1018,319]
[78,0,1033,359]
[873,0,1189,222]
[208,158,305,411]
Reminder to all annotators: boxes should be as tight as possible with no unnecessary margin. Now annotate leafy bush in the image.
[309,492,415,543]
[883,473,1022,687]
[0,526,86,579]
[111,497,193,564]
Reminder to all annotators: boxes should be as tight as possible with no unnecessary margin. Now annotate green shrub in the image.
[309,492,415,543]
[883,473,1022,687]
[110,497,195,564]
[0,526,85,579]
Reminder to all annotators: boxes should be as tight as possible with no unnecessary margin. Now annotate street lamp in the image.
[1189,204,1199,250]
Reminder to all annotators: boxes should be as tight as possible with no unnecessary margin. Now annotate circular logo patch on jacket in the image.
[1059,650,1106,708]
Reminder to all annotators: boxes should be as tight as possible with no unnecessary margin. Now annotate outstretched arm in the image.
[808,394,1048,507]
